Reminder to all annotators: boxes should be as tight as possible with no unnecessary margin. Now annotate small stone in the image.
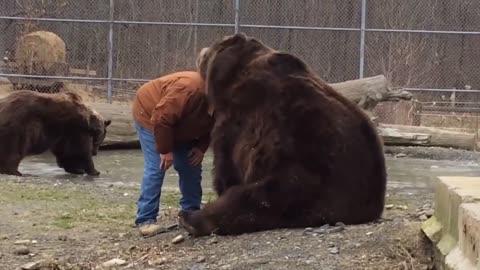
[148,257,167,266]
[395,153,407,158]
[102,258,127,268]
[335,222,346,228]
[206,237,218,245]
[328,226,345,234]
[422,203,432,210]
[385,204,394,209]
[58,235,67,241]
[354,243,361,248]
[172,235,185,244]
[327,242,335,248]
[14,240,31,245]
[396,205,408,210]
[20,261,42,270]
[366,232,373,236]
[30,240,38,244]
[327,247,339,254]
[118,233,127,238]
[0,235,8,240]
[14,246,30,255]
[425,209,434,217]
[196,256,206,263]
[419,214,428,221]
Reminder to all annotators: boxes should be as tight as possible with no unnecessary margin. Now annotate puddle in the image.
[17,150,480,192]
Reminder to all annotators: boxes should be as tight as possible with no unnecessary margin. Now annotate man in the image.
[131,70,213,237]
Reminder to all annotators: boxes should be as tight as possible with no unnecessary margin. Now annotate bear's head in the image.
[196,33,272,84]
[195,33,286,109]
[50,93,111,176]
[87,109,111,156]
[196,33,312,111]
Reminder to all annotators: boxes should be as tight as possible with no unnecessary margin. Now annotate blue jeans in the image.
[134,120,203,226]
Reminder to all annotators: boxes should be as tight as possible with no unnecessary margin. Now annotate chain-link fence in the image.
[0,0,479,131]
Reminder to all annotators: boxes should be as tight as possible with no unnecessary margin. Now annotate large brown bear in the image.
[0,90,111,176]
[178,33,387,236]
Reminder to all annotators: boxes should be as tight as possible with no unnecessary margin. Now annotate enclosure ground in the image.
[0,176,435,270]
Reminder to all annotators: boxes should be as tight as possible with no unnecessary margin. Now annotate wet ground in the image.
[19,149,480,192]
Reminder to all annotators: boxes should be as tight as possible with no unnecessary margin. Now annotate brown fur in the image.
[0,90,111,176]
[179,33,387,237]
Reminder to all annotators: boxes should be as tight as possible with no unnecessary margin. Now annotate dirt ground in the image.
[0,175,436,270]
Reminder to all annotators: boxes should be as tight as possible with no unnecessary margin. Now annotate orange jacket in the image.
[132,71,213,154]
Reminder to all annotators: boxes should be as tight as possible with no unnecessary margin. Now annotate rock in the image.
[118,233,127,238]
[394,153,407,158]
[172,235,185,244]
[327,242,335,248]
[196,256,206,263]
[206,237,218,245]
[102,258,127,268]
[148,257,167,266]
[327,247,339,254]
[304,227,314,233]
[354,243,361,248]
[14,240,31,245]
[14,246,30,255]
[425,209,434,217]
[0,235,8,240]
[417,210,425,216]
[20,261,43,270]
[31,240,38,244]
[335,222,346,228]
[385,204,394,209]
[366,232,373,236]
[396,205,408,210]
[422,203,432,210]
[419,214,428,221]
[58,235,67,241]
[328,226,345,234]
[312,224,329,234]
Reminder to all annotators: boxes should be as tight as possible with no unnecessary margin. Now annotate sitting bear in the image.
[178,33,387,236]
[0,90,111,176]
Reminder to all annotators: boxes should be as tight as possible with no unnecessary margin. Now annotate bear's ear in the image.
[64,91,83,102]
[104,120,111,127]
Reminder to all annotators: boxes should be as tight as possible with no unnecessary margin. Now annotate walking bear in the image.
[178,33,387,236]
[0,90,111,176]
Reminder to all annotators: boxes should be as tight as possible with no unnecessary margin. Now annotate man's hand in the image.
[189,147,204,166]
[160,152,174,171]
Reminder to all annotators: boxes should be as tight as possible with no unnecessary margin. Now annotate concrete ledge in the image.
[421,176,480,270]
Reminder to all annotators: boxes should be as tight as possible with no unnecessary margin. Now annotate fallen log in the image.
[377,127,431,146]
[380,124,476,150]
[93,75,412,149]
[330,75,412,110]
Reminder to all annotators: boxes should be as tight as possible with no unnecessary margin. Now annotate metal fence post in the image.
[106,0,114,103]
[359,0,367,79]
[234,0,240,34]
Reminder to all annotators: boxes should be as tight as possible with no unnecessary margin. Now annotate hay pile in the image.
[15,30,66,75]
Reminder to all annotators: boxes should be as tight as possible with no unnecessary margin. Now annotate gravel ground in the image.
[0,175,436,270]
